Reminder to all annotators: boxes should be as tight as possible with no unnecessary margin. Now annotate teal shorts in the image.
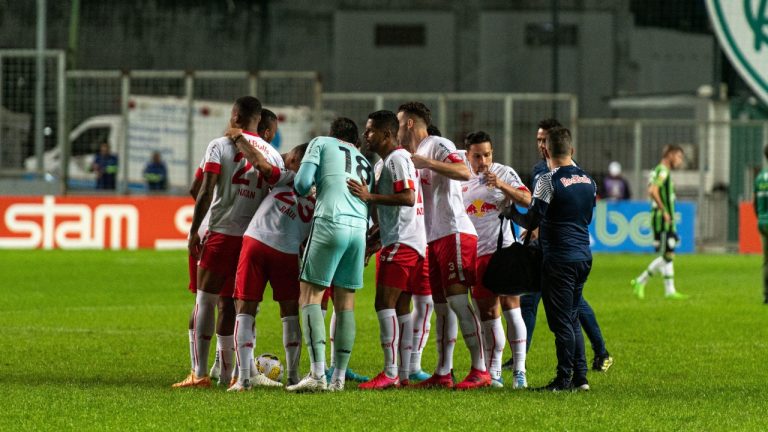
[300,216,367,290]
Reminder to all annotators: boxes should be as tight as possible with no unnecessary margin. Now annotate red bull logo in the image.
[466,199,497,217]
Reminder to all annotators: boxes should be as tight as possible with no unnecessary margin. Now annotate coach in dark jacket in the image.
[506,126,595,391]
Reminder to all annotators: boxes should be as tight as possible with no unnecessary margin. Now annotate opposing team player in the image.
[173,96,286,388]
[397,101,490,389]
[287,118,373,392]
[347,110,427,389]
[461,131,531,389]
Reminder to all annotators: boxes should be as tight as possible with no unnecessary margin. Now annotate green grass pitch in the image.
[0,250,766,430]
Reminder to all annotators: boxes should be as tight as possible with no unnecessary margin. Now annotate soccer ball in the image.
[255,353,283,382]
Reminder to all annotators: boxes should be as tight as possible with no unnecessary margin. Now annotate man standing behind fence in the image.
[92,142,117,190]
[754,145,768,305]
[631,145,687,300]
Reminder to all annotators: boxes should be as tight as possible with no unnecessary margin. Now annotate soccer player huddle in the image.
[173,96,601,393]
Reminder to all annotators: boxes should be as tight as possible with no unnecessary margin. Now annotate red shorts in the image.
[471,254,496,300]
[428,233,477,293]
[198,231,243,279]
[234,237,300,303]
[188,254,235,296]
[375,243,428,293]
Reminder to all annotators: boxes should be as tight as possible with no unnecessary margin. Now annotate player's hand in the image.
[411,154,431,169]
[225,128,244,143]
[486,171,499,189]
[188,232,202,259]
[364,240,381,266]
[663,211,672,223]
[347,179,371,203]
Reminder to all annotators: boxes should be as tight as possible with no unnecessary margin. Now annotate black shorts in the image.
[653,230,678,255]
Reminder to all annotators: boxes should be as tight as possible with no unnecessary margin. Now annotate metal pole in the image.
[185,72,195,188]
[697,122,708,251]
[633,121,642,196]
[437,94,447,140]
[35,0,47,176]
[551,0,559,117]
[248,72,257,97]
[0,53,4,169]
[313,73,323,136]
[119,72,130,194]
[57,53,67,194]
[503,95,513,166]
[67,0,80,70]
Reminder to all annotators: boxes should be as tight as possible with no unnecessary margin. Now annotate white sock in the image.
[331,366,345,386]
[377,309,399,378]
[447,294,486,372]
[192,290,218,377]
[234,314,254,384]
[638,256,666,283]
[434,302,457,376]
[410,294,433,373]
[503,307,527,372]
[397,314,413,381]
[217,334,235,383]
[188,329,195,372]
[282,315,301,384]
[481,318,505,381]
[663,261,676,295]
[329,310,336,368]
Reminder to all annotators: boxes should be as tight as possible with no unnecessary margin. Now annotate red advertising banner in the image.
[739,201,761,254]
[0,195,194,250]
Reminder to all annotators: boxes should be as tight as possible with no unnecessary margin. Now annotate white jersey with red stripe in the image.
[415,135,477,242]
[202,131,286,236]
[462,161,529,256]
[244,184,316,255]
[373,148,427,257]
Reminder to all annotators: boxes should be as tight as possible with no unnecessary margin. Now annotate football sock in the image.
[397,313,414,381]
[301,304,326,378]
[376,309,399,379]
[410,294,433,373]
[217,333,235,383]
[192,290,217,377]
[447,294,486,372]
[188,329,195,372]
[282,315,301,384]
[434,302,457,376]
[329,310,337,368]
[503,307,527,372]
[481,318,505,381]
[332,310,355,385]
[663,261,676,295]
[638,257,666,284]
[234,314,254,384]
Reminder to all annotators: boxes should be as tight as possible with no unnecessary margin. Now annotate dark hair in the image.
[465,130,492,149]
[662,144,684,157]
[367,110,399,138]
[257,108,277,134]
[764,144,768,160]
[234,96,262,126]
[427,124,441,137]
[397,101,431,126]
[292,142,309,160]
[330,117,359,146]
[537,118,562,131]
[546,126,572,157]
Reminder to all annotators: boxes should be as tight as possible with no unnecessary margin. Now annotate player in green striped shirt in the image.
[631,145,687,300]
[754,145,768,305]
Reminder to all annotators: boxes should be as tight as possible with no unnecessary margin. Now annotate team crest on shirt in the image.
[466,199,497,217]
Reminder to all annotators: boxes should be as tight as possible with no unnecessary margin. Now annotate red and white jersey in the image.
[462,160,529,257]
[244,184,316,254]
[202,131,286,236]
[373,148,427,257]
[415,135,477,242]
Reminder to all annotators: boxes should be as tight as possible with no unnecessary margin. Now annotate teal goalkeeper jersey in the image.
[755,168,768,227]
[301,136,373,226]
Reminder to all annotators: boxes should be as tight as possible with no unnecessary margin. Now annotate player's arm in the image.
[504,200,543,231]
[189,169,203,198]
[188,172,217,258]
[412,154,470,181]
[648,183,671,223]
[294,162,317,196]
[488,172,531,207]
[347,179,415,207]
